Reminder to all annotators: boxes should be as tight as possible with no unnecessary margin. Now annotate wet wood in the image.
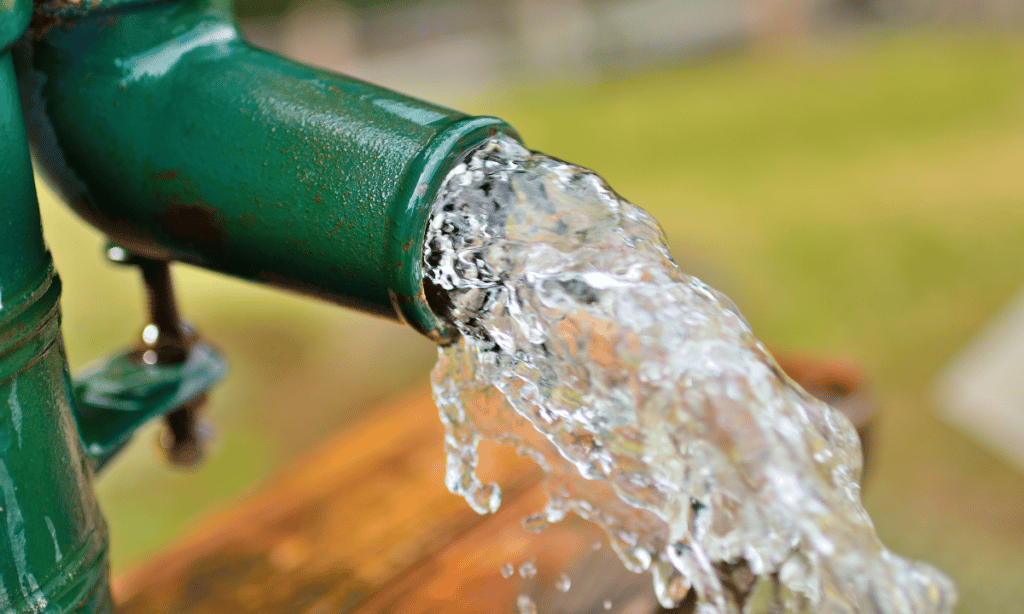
[114,354,872,614]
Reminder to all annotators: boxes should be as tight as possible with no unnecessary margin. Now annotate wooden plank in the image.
[114,354,872,613]
[352,480,662,614]
[113,383,543,613]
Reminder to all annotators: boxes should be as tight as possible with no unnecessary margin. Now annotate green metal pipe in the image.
[1,34,47,303]
[1,10,114,609]
[4,1,524,608]
[15,0,520,343]
[0,279,114,613]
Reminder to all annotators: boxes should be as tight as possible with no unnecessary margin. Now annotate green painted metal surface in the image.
[74,339,226,470]
[4,9,214,607]
[1,46,46,303]
[0,272,114,613]
[1,41,114,612]
[6,0,523,607]
[0,0,29,55]
[17,0,519,343]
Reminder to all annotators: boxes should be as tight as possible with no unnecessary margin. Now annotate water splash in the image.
[520,559,538,579]
[556,573,572,593]
[518,594,538,614]
[423,134,956,613]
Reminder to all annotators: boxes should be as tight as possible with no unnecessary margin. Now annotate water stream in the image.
[422,135,955,614]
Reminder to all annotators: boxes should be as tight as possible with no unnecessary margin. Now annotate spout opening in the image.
[388,116,521,345]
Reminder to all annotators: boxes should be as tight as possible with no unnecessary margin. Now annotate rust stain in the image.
[152,169,179,181]
[30,0,113,37]
[285,236,313,258]
[154,202,226,250]
[29,9,68,38]
[239,210,257,228]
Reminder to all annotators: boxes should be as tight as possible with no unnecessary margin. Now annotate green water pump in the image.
[0,0,518,609]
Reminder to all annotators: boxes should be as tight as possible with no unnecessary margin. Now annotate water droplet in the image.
[517,594,537,614]
[521,513,549,533]
[142,323,159,344]
[556,573,571,592]
[627,546,653,572]
[500,563,514,578]
[592,541,602,551]
[518,559,537,579]
[603,599,612,610]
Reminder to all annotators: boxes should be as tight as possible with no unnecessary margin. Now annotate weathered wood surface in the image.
[114,354,870,614]
[113,384,550,613]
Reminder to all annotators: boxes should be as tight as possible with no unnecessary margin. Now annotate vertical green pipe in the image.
[1,36,46,302]
[1,8,114,611]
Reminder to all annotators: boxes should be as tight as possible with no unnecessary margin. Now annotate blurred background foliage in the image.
[34,1,1024,611]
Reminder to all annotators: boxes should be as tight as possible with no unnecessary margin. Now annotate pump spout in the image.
[15,0,519,343]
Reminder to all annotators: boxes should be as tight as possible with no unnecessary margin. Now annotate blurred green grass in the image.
[38,27,1024,613]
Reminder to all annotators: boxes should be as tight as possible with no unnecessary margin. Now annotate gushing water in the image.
[423,135,956,613]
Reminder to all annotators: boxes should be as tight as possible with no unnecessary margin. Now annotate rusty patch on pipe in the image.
[152,169,179,182]
[30,0,103,38]
[154,203,226,250]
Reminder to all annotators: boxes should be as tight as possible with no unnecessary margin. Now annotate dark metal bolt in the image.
[132,258,192,365]
[110,244,214,468]
[159,396,210,470]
